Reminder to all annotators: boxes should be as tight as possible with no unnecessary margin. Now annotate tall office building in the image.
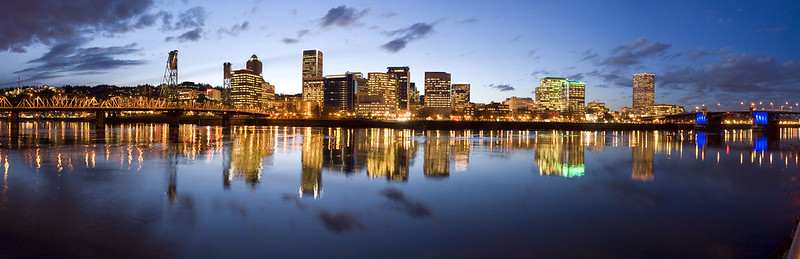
[387,67,410,110]
[366,73,399,109]
[633,73,655,111]
[246,54,262,75]
[323,73,358,111]
[231,68,264,107]
[302,50,323,78]
[562,80,586,119]
[424,72,451,114]
[451,83,470,113]
[536,77,567,111]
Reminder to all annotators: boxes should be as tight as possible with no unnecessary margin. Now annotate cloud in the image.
[13,38,144,82]
[660,53,800,95]
[455,18,478,25]
[317,210,365,233]
[528,49,541,60]
[218,21,249,37]
[162,7,207,42]
[377,12,397,19]
[486,84,515,92]
[166,28,203,42]
[0,0,155,52]
[281,29,310,44]
[319,5,369,28]
[566,73,585,81]
[510,35,523,42]
[689,46,731,60]
[381,22,435,53]
[581,49,599,61]
[379,188,432,218]
[530,69,552,78]
[602,38,671,68]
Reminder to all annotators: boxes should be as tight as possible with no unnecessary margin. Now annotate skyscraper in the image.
[451,83,470,113]
[562,80,585,119]
[246,54,262,75]
[302,50,323,78]
[231,68,264,107]
[387,66,410,110]
[536,77,566,111]
[302,50,324,105]
[633,73,655,111]
[424,72,451,114]
[323,73,358,111]
[366,73,399,109]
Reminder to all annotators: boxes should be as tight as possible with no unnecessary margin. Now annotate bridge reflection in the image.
[1,123,799,201]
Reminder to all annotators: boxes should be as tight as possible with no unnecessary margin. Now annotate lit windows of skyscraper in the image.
[302,50,323,78]
[562,81,585,119]
[536,77,566,112]
[387,66,410,110]
[451,83,470,113]
[231,69,264,108]
[633,73,655,112]
[302,50,324,105]
[424,72,451,115]
[366,73,399,109]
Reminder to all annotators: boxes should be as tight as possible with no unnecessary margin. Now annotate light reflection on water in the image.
[1,122,799,258]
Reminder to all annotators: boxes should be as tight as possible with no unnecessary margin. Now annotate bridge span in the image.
[0,95,269,131]
[646,109,800,133]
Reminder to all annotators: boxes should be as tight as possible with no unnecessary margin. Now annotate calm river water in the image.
[1,122,799,258]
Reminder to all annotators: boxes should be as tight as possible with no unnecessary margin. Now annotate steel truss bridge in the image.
[0,95,269,130]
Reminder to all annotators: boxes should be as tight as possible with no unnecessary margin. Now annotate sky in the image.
[1,0,799,110]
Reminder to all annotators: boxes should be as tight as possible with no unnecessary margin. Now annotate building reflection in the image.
[533,131,585,178]
[1,122,800,198]
[631,131,654,181]
[424,131,451,178]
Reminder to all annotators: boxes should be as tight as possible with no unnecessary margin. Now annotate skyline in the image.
[1,0,799,110]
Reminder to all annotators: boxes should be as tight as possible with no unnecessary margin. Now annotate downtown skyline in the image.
[1,0,799,110]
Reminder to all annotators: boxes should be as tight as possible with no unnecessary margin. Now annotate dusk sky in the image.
[1,0,799,110]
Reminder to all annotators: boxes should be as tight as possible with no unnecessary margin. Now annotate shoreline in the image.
[10,116,796,131]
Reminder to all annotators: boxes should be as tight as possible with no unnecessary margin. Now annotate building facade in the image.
[366,73,399,109]
[424,72,452,114]
[302,50,324,105]
[231,69,264,107]
[323,73,357,111]
[246,54,263,75]
[451,83,470,113]
[562,80,586,119]
[633,73,655,111]
[302,50,323,78]
[536,77,566,112]
[387,66,411,110]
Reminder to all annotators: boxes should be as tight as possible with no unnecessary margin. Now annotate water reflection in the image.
[1,123,800,197]
[2,123,800,257]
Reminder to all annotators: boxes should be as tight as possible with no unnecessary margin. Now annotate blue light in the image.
[753,137,767,152]
[753,111,768,125]
[696,113,707,125]
[696,132,706,149]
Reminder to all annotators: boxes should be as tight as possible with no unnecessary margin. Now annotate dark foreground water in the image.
[1,122,800,258]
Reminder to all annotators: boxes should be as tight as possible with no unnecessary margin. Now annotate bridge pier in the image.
[222,113,232,127]
[167,111,181,142]
[94,110,105,129]
[9,111,19,132]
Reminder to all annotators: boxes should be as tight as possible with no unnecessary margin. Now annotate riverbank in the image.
[13,115,788,131]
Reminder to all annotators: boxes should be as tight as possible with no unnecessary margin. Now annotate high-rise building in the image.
[302,77,325,105]
[387,67,410,110]
[323,73,358,111]
[366,73,399,109]
[633,73,655,111]
[451,83,470,113]
[231,68,264,107]
[302,50,323,78]
[246,54,262,75]
[424,72,451,114]
[302,50,324,105]
[535,77,566,112]
[562,80,586,119]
